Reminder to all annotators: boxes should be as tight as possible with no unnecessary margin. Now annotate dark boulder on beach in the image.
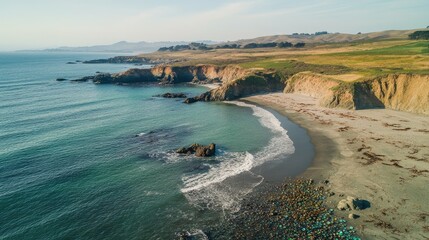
[337,196,370,211]
[155,92,187,98]
[176,143,216,157]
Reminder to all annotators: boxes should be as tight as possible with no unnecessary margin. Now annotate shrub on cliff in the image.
[409,31,429,40]
[243,42,278,49]
[294,42,306,48]
[277,42,293,48]
[216,44,240,49]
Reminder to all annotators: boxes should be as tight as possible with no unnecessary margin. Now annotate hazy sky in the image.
[0,0,428,51]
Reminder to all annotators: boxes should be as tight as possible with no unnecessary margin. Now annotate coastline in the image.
[243,93,429,240]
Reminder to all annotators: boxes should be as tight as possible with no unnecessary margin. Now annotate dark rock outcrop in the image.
[176,143,216,157]
[154,93,187,98]
[71,64,286,103]
[74,65,248,85]
[185,72,285,103]
[183,97,198,104]
[70,76,95,82]
[83,56,150,64]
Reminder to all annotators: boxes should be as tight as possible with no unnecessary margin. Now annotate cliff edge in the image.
[284,72,429,115]
[73,64,428,115]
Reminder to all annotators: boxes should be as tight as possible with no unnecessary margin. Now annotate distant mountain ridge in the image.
[33,28,426,54]
[40,40,217,53]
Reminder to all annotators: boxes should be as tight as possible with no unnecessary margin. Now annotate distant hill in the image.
[40,40,217,53]
[218,29,425,46]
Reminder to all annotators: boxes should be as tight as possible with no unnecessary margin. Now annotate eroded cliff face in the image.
[93,65,250,84]
[284,72,340,98]
[368,74,429,115]
[284,72,429,115]
[88,64,428,115]
[91,64,285,101]
[198,72,285,101]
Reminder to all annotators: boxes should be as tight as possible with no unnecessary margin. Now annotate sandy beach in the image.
[245,93,429,240]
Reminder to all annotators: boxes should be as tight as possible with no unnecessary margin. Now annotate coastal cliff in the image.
[189,72,285,102]
[82,65,285,101]
[284,72,429,115]
[74,64,428,115]
[92,65,250,84]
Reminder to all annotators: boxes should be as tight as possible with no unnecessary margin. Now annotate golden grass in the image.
[325,74,364,82]
[138,39,429,80]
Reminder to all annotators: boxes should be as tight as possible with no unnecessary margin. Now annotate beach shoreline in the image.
[244,93,429,240]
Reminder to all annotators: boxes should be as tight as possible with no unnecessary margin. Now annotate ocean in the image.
[0,52,313,239]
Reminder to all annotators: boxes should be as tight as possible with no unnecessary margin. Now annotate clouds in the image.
[0,0,428,50]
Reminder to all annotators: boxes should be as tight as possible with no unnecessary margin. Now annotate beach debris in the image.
[361,151,385,165]
[349,213,360,219]
[338,199,351,211]
[176,143,216,157]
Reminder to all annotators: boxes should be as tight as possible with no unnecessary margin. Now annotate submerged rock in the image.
[176,143,216,157]
[71,76,95,82]
[155,92,187,98]
[183,97,198,104]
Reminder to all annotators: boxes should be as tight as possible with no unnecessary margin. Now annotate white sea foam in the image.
[181,151,254,193]
[143,190,164,196]
[180,101,295,211]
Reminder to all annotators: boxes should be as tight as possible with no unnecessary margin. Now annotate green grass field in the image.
[143,38,429,80]
[332,41,429,56]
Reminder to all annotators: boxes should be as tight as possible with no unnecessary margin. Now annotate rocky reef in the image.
[154,93,187,98]
[176,143,216,157]
[82,56,171,65]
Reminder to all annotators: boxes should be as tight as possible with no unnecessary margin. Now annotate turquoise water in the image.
[0,52,300,239]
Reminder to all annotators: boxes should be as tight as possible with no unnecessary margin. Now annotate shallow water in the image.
[0,52,312,239]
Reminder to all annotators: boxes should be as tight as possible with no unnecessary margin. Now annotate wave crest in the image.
[181,101,295,211]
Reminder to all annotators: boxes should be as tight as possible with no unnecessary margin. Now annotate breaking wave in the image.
[180,101,295,212]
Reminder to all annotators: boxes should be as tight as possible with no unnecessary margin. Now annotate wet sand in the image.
[244,93,429,240]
